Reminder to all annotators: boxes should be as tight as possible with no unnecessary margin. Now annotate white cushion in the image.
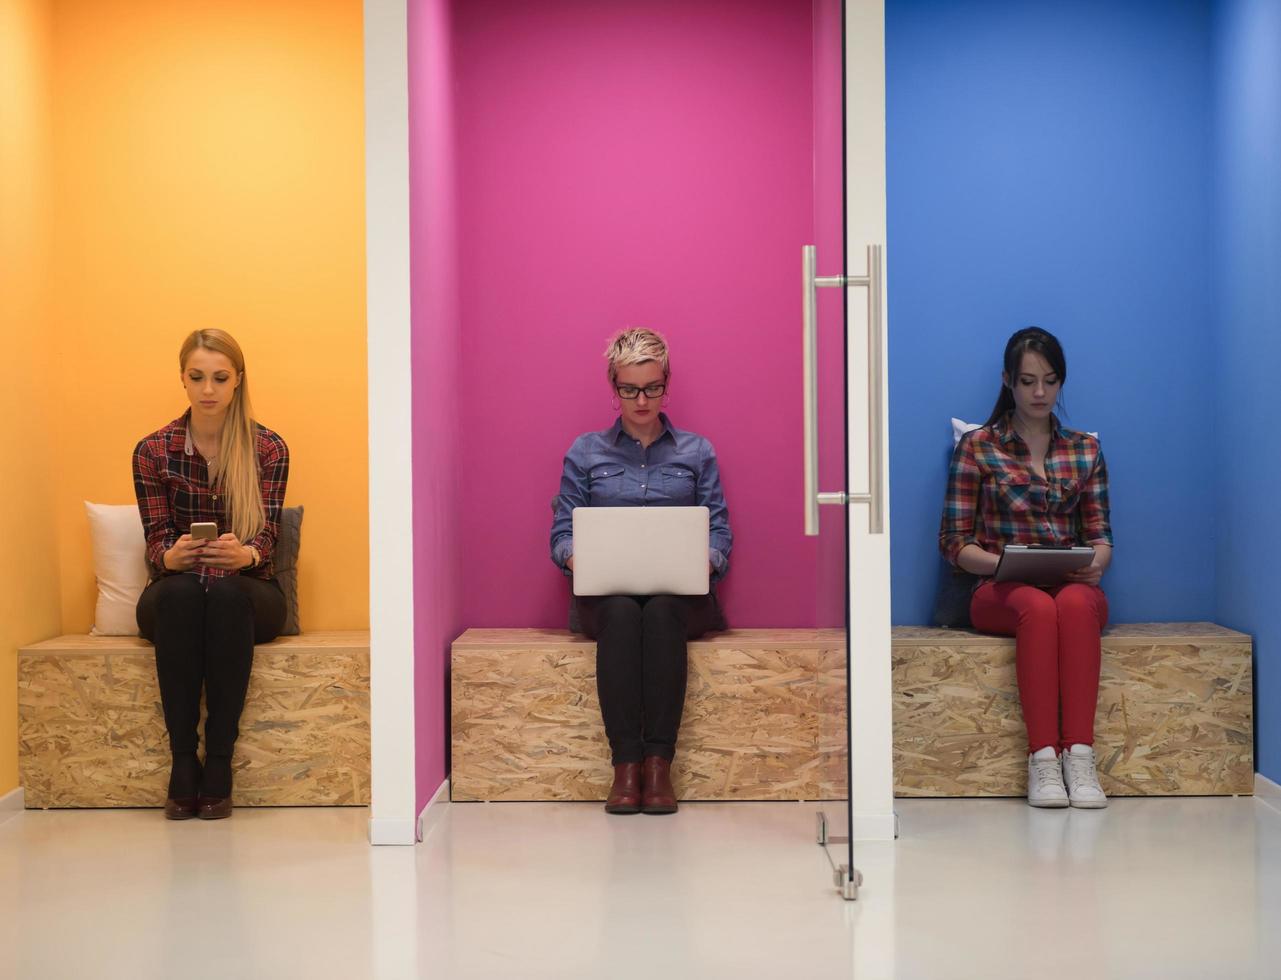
[951,417,1098,446]
[951,417,983,446]
[85,502,150,636]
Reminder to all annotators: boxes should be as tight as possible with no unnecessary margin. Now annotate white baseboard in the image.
[0,786,24,812]
[853,810,899,841]
[417,778,450,843]
[369,778,450,846]
[368,817,418,846]
[1256,773,1281,817]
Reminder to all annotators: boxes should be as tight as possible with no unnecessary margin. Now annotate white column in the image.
[845,0,897,842]
[364,0,417,845]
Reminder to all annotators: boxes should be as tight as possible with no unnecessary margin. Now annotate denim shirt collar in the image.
[609,412,676,446]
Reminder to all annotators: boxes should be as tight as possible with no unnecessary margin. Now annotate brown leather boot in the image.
[640,756,678,814]
[605,762,642,814]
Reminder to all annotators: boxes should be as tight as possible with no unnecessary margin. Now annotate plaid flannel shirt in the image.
[132,410,289,587]
[939,412,1112,568]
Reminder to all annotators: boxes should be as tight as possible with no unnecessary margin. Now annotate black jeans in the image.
[576,594,720,765]
[136,574,286,756]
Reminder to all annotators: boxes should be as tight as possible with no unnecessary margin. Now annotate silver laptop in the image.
[572,506,710,596]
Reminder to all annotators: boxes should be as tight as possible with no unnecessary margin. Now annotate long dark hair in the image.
[983,327,1067,427]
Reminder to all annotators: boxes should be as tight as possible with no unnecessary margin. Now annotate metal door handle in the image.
[802,243,885,536]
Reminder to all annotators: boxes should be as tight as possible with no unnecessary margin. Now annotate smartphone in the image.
[191,522,218,541]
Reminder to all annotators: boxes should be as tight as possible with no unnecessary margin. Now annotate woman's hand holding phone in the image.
[163,534,208,571]
[200,533,254,570]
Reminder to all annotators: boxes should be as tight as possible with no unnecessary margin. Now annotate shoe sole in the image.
[604,804,640,815]
[1027,798,1069,808]
[640,805,677,815]
[1069,798,1108,809]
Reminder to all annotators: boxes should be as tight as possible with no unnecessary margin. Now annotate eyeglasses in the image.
[615,383,666,400]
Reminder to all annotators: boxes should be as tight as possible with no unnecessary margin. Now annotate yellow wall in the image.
[0,0,62,795]
[50,0,369,632]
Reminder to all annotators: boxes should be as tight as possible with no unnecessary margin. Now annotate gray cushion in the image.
[274,505,303,636]
[931,560,977,629]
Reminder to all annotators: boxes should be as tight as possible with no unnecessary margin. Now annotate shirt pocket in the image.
[1049,477,1082,514]
[164,472,199,519]
[993,473,1041,515]
[588,464,626,505]
[659,464,698,504]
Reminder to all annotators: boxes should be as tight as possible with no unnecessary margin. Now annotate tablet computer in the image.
[994,545,1095,586]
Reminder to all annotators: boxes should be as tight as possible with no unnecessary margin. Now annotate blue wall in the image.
[1212,0,1281,781]
[886,0,1218,626]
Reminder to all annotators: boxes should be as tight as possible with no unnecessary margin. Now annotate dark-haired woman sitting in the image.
[939,327,1113,809]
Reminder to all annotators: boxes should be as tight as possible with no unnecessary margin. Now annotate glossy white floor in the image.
[2,794,1279,980]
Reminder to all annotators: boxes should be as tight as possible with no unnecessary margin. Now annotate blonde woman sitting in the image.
[133,329,289,820]
[550,328,732,815]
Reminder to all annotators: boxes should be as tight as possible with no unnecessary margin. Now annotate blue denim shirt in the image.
[550,414,733,580]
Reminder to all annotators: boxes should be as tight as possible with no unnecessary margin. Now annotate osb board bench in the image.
[893,622,1253,797]
[19,630,370,808]
[450,628,847,802]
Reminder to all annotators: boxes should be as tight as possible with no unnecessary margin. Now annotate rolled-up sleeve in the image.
[550,441,588,572]
[698,447,733,580]
[939,435,981,566]
[1079,446,1113,547]
[133,439,176,576]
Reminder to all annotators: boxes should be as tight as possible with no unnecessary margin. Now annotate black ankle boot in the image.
[165,752,201,820]
[196,754,234,820]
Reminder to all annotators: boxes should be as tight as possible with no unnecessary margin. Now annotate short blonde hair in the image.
[603,327,670,384]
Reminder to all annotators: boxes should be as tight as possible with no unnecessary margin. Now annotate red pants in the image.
[970,581,1109,754]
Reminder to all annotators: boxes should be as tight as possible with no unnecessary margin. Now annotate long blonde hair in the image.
[179,329,265,544]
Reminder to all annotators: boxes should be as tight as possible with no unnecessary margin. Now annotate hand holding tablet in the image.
[994,545,1095,587]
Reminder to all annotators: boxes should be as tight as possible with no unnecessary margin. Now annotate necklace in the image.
[193,433,218,463]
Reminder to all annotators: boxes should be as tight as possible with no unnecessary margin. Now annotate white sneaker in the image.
[1027,750,1069,808]
[1061,744,1108,809]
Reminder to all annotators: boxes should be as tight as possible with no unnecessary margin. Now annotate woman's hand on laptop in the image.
[566,557,574,571]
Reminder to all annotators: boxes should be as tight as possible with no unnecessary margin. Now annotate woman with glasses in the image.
[550,328,732,815]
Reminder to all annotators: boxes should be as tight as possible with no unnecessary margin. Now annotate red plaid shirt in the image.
[940,412,1112,568]
[132,411,289,586]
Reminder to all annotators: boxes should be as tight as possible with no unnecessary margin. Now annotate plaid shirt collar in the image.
[993,411,1072,449]
[170,409,218,464]
[166,409,194,456]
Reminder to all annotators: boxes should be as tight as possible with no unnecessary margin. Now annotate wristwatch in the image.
[246,545,261,570]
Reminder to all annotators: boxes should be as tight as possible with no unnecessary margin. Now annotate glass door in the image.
[807,0,894,899]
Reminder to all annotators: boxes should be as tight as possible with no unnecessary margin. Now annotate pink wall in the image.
[409,0,461,811]
[445,0,848,630]
[813,0,847,627]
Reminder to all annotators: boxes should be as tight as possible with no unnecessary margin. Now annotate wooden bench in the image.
[451,623,1253,802]
[18,630,370,808]
[450,628,847,802]
[893,623,1254,797]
